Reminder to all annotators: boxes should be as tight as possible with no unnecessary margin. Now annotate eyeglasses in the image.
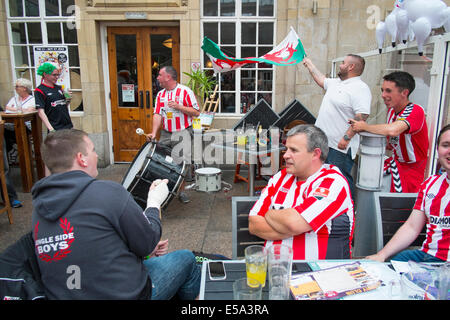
[15,85,24,89]
[50,73,61,77]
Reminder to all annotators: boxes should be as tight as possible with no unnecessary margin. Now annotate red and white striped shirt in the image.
[386,103,429,163]
[154,83,199,132]
[249,164,354,260]
[414,173,450,261]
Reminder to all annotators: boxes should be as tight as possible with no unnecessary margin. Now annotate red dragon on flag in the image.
[202,27,306,73]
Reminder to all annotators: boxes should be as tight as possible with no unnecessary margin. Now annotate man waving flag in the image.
[202,27,306,73]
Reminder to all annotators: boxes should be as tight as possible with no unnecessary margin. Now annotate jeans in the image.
[143,249,201,300]
[326,147,355,198]
[391,249,445,263]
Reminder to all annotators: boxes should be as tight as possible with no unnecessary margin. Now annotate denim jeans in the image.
[143,249,201,300]
[391,249,445,263]
[325,147,355,197]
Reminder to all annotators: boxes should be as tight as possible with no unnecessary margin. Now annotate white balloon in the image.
[412,17,432,55]
[385,10,399,46]
[376,21,387,53]
[396,8,410,43]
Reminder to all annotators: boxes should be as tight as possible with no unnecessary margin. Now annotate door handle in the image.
[139,91,143,109]
[146,91,150,109]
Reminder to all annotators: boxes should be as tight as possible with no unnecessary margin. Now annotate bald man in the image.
[303,55,371,196]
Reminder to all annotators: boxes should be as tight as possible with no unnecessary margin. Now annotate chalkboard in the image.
[271,99,316,129]
[232,99,280,130]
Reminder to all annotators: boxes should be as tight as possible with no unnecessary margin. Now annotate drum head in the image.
[122,141,187,210]
[122,142,153,189]
[195,167,221,175]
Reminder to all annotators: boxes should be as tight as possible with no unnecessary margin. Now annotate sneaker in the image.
[178,191,190,204]
[11,199,22,208]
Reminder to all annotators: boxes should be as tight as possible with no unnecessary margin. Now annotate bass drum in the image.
[122,142,186,210]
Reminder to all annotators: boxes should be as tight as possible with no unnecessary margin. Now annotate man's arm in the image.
[338,113,369,150]
[168,100,200,117]
[302,58,326,89]
[349,118,409,137]
[265,208,312,236]
[366,209,427,262]
[147,113,162,141]
[37,108,54,131]
[248,215,293,241]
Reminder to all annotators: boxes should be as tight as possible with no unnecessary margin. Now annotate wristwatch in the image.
[343,134,351,141]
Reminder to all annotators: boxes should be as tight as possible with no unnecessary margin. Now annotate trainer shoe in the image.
[178,191,190,204]
[11,199,22,208]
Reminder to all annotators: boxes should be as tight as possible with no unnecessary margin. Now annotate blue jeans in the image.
[392,249,445,263]
[326,147,355,197]
[143,249,201,300]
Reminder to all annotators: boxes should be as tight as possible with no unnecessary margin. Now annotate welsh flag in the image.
[201,27,306,73]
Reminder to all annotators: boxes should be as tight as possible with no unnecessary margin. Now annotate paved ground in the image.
[0,163,262,258]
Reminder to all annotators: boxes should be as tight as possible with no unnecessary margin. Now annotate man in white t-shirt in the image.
[303,55,371,197]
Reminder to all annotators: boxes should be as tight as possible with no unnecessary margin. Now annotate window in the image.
[6,0,82,112]
[202,0,275,114]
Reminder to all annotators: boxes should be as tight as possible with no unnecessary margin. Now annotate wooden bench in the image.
[231,196,264,259]
[374,192,426,252]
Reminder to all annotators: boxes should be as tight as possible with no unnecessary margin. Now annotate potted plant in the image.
[183,68,216,110]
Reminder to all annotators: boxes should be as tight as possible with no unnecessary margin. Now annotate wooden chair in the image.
[0,121,13,224]
[374,192,426,252]
[232,196,264,259]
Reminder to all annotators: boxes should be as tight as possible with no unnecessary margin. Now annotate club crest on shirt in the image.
[312,187,330,200]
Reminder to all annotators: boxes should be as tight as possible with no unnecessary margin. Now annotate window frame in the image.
[5,0,82,114]
[201,0,276,116]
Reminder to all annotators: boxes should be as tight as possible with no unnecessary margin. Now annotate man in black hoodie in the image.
[31,129,200,299]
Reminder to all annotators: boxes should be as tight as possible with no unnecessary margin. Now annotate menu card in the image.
[290,262,382,300]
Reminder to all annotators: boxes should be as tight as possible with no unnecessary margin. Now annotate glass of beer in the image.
[245,245,267,287]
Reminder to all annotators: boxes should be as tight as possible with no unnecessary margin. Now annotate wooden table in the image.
[1,111,45,192]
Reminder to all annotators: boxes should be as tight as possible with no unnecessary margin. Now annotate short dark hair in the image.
[41,129,89,174]
[437,123,450,146]
[347,54,365,75]
[286,124,329,162]
[162,66,177,81]
[383,71,415,97]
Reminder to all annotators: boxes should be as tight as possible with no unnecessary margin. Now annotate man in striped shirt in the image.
[147,66,200,203]
[249,125,354,260]
[367,124,450,263]
[349,71,429,193]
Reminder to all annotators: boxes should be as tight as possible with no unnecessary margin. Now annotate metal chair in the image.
[374,192,426,252]
[0,120,13,224]
[231,196,264,259]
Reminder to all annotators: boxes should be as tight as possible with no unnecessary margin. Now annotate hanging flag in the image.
[202,27,306,73]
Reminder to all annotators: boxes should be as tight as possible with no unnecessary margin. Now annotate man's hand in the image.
[145,133,156,142]
[168,100,180,110]
[338,137,350,150]
[149,239,169,258]
[146,179,169,210]
[365,253,385,262]
[348,118,367,133]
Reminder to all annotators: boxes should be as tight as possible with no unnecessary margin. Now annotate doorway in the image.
[107,26,180,162]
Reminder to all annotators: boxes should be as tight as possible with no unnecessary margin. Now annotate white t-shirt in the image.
[315,77,371,159]
[5,95,35,130]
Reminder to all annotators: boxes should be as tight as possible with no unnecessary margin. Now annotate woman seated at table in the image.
[3,78,35,164]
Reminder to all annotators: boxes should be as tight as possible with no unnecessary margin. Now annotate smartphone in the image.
[208,261,226,280]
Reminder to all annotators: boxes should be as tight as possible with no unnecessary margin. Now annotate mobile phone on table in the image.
[208,261,226,280]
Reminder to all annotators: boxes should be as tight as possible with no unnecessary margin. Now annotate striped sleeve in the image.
[295,174,350,232]
[249,170,287,217]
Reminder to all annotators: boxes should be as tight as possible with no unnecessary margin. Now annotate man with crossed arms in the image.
[249,125,354,260]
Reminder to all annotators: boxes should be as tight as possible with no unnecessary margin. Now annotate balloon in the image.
[412,17,432,56]
[376,22,387,53]
[376,0,450,55]
[385,10,399,47]
[396,8,410,43]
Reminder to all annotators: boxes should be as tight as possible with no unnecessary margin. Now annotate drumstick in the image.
[136,128,147,136]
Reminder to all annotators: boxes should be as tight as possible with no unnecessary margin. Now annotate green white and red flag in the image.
[201,27,306,73]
